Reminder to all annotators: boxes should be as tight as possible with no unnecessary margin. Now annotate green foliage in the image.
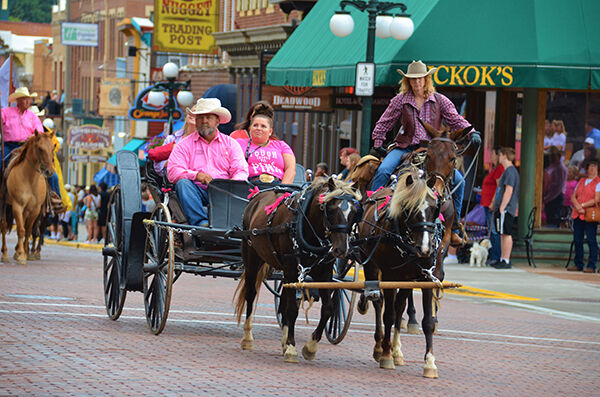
[10,0,55,24]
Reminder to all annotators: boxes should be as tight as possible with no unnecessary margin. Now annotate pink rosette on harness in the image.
[247,186,260,199]
[264,193,291,215]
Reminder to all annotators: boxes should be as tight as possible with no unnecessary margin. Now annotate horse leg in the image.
[302,267,333,360]
[372,296,384,362]
[24,215,36,260]
[1,221,7,262]
[406,290,420,334]
[393,289,411,366]
[421,288,438,378]
[12,207,27,265]
[282,273,299,363]
[239,242,262,351]
[379,288,396,369]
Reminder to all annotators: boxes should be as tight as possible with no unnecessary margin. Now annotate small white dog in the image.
[469,239,491,267]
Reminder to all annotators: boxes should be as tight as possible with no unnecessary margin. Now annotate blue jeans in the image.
[485,206,501,261]
[573,218,598,270]
[175,179,208,226]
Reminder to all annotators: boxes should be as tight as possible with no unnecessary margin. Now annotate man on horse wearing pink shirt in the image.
[167,98,248,227]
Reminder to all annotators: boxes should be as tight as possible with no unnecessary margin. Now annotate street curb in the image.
[44,239,103,251]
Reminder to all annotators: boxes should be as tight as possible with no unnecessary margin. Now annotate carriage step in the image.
[102,245,116,257]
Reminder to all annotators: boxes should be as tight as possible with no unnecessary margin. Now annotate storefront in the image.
[265,0,600,236]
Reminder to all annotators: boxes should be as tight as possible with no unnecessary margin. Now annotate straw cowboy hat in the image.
[29,105,45,117]
[8,87,38,102]
[186,98,231,124]
[398,60,437,78]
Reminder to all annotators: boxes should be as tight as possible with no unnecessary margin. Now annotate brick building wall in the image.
[32,40,53,95]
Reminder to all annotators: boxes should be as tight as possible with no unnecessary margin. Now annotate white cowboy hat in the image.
[186,98,231,124]
[8,87,38,102]
[30,105,45,117]
[398,60,437,79]
[42,118,55,130]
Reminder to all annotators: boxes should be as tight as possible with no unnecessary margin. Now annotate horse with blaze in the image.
[234,177,361,363]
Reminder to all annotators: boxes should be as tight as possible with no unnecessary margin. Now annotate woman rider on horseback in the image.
[370,60,480,246]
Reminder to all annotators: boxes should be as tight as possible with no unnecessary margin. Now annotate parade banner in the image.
[99,78,131,117]
[68,125,112,150]
[153,0,219,54]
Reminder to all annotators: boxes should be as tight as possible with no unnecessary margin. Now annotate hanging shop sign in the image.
[128,85,183,122]
[68,125,111,150]
[99,78,131,117]
[70,154,108,163]
[61,22,98,47]
[153,0,219,54]
[262,86,333,112]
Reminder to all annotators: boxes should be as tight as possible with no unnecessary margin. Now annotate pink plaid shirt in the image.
[372,91,470,148]
[167,130,248,188]
[1,106,43,142]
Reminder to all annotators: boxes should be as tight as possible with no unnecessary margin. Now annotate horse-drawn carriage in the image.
[101,150,358,343]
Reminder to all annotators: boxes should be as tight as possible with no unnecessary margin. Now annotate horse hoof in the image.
[407,323,420,334]
[241,339,254,351]
[400,317,407,330]
[393,354,404,366]
[372,347,383,362]
[379,357,395,370]
[16,258,27,265]
[1,255,8,263]
[301,345,316,361]
[423,367,439,378]
[27,253,40,261]
[302,339,318,361]
[357,295,368,315]
[283,345,298,363]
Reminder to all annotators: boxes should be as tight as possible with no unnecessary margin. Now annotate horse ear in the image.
[418,118,442,138]
[450,126,472,142]
[327,176,337,191]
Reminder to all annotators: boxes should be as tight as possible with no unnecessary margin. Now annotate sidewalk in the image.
[44,220,102,251]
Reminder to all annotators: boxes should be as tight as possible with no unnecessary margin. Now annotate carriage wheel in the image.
[103,186,127,320]
[143,203,175,335]
[326,259,358,344]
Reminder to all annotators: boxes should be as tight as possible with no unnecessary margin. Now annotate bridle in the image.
[322,193,362,235]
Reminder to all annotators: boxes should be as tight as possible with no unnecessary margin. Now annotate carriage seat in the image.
[207,179,255,230]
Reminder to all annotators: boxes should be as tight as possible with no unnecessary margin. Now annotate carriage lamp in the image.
[150,62,194,135]
[330,1,413,155]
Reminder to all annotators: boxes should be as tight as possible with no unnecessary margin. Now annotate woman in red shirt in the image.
[481,147,504,263]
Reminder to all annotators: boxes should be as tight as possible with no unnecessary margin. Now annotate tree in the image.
[9,0,54,23]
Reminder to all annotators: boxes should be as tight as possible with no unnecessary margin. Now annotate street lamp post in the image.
[147,62,194,135]
[330,1,414,154]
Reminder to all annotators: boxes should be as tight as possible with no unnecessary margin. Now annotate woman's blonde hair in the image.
[399,75,436,97]
[552,119,566,134]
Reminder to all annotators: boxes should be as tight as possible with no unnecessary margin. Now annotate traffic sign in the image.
[355,62,375,97]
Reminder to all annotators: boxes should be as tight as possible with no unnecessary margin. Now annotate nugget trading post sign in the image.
[154,0,219,53]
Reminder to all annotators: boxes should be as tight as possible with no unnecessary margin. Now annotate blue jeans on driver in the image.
[484,206,501,262]
[371,147,464,228]
[175,179,209,226]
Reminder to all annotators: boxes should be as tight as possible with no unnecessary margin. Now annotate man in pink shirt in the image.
[1,87,43,170]
[167,98,248,226]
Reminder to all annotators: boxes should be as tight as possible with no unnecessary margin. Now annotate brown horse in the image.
[357,167,442,377]
[1,132,55,264]
[234,177,361,363]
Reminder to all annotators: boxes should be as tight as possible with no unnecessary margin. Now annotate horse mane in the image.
[7,134,39,169]
[309,177,362,202]
[388,167,435,219]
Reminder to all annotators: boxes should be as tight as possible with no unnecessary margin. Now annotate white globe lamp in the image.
[148,90,165,107]
[390,16,414,41]
[330,12,354,38]
[375,15,393,39]
[163,62,179,79]
[177,90,194,107]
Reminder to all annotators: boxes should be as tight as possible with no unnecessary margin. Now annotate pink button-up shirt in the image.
[1,106,43,142]
[167,130,248,188]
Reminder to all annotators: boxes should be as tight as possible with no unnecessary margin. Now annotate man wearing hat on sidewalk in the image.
[167,98,248,226]
[370,60,481,246]
[1,87,42,172]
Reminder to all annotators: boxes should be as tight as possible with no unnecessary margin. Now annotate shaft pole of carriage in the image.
[283,281,462,290]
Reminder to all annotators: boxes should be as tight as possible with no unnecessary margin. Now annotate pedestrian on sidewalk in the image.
[490,147,519,269]
[481,147,504,264]
[568,159,600,273]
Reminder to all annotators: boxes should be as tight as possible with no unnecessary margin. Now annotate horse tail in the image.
[234,242,270,324]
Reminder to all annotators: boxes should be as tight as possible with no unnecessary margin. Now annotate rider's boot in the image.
[450,220,467,247]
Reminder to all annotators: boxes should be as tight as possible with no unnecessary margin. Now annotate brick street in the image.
[1,237,599,396]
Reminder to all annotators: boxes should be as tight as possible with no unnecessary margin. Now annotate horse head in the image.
[388,168,440,258]
[32,131,55,178]
[418,119,471,196]
[310,177,362,259]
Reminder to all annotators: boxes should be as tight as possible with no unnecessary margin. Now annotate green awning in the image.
[107,138,146,166]
[267,0,600,90]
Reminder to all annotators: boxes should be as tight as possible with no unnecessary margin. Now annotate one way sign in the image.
[355,62,375,96]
